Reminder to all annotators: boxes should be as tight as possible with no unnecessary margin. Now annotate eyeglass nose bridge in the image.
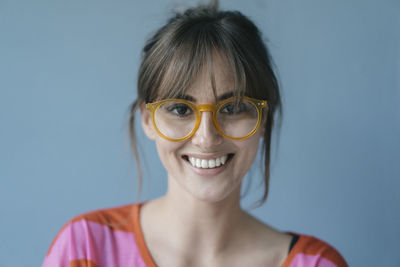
[196,103,216,112]
[195,103,218,124]
[191,103,222,141]
[194,103,219,130]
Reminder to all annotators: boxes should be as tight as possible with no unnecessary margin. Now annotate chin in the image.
[185,182,241,204]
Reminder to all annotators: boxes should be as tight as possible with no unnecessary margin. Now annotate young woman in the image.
[43,2,348,267]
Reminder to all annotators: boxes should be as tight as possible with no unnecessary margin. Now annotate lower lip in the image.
[183,157,231,177]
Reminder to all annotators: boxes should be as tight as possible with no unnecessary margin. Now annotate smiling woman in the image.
[42,1,348,267]
[140,54,267,204]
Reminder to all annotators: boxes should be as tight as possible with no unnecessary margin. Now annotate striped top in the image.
[43,203,348,267]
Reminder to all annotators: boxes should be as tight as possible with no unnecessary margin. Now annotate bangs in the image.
[149,22,248,102]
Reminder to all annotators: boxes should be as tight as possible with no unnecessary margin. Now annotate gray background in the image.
[1,0,399,266]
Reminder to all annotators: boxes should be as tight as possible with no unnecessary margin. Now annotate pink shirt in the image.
[43,203,348,267]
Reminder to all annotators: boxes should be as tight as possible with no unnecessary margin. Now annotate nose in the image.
[191,111,223,149]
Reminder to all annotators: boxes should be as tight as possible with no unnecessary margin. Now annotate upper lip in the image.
[183,153,233,160]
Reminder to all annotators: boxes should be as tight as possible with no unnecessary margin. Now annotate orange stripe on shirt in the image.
[47,204,137,256]
[69,259,99,267]
[282,234,348,267]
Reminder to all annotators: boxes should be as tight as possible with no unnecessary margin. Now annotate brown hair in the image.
[129,1,281,205]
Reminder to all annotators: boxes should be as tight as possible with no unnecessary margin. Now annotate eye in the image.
[220,101,248,115]
[166,103,193,117]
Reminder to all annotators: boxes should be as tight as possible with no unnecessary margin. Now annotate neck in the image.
[149,177,248,258]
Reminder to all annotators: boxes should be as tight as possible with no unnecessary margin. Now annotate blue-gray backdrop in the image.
[1,0,399,266]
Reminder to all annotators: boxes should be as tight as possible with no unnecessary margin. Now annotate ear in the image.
[261,122,266,137]
[260,109,268,137]
[260,121,266,138]
[140,103,157,140]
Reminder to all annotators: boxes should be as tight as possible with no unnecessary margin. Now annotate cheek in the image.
[235,136,261,172]
[154,138,184,171]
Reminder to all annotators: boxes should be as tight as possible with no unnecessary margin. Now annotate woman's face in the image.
[141,57,265,203]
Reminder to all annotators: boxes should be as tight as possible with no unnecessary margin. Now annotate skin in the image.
[140,55,292,267]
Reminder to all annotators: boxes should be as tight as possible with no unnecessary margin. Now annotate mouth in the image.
[182,153,235,169]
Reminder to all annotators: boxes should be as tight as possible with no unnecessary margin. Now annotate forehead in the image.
[153,47,246,102]
[185,55,234,102]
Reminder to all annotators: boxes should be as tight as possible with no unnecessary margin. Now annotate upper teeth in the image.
[189,155,228,169]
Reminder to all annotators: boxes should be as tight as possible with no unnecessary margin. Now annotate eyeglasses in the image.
[145,96,267,142]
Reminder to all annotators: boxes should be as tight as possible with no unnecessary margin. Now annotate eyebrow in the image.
[175,92,235,102]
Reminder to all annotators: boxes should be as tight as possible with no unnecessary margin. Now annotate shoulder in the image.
[43,203,147,267]
[282,233,348,267]
[69,202,138,231]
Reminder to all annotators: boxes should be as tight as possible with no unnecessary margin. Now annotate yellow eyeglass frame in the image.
[145,96,267,142]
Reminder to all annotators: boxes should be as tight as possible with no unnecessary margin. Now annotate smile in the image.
[182,154,234,169]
